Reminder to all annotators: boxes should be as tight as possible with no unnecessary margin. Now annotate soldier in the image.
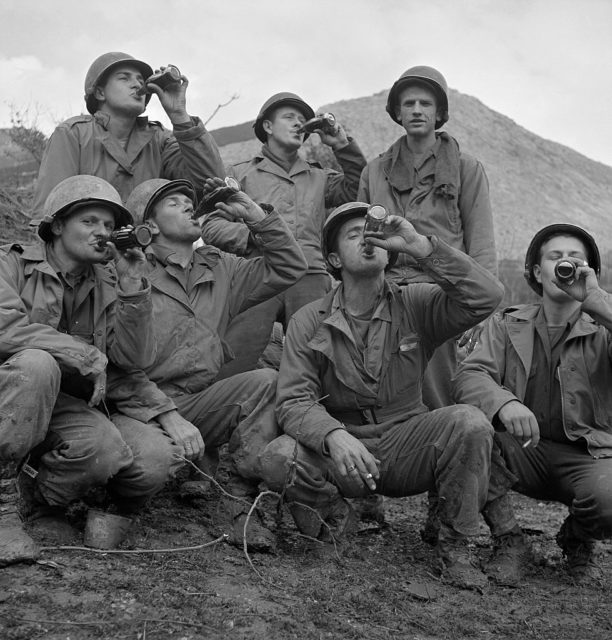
[32,51,224,216]
[259,202,517,589]
[110,177,307,551]
[454,224,612,584]
[358,66,496,409]
[0,176,162,567]
[201,92,366,377]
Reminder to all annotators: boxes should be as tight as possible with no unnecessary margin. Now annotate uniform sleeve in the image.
[160,117,225,190]
[0,252,107,377]
[324,138,367,207]
[32,124,81,218]
[225,209,307,319]
[458,156,498,275]
[106,365,176,423]
[402,237,504,350]
[453,314,520,420]
[276,312,345,452]
[357,162,371,203]
[105,283,157,371]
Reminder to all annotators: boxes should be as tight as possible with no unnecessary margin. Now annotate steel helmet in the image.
[36,175,133,242]
[523,223,601,295]
[253,92,315,143]
[84,52,153,115]
[125,179,196,226]
[386,65,449,129]
[322,202,398,280]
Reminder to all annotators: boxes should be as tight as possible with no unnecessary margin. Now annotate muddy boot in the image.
[348,494,385,525]
[226,499,277,553]
[436,525,488,591]
[420,490,440,546]
[290,496,358,542]
[482,494,528,586]
[485,526,530,587]
[556,516,603,585]
[179,451,219,503]
[0,472,40,567]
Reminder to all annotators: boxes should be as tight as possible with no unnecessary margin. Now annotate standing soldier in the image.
[201,92,366,377]
[359,65,497,409]
[32,51,224,216]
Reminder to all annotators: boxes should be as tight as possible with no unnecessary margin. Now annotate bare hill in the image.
[216,89,612,259]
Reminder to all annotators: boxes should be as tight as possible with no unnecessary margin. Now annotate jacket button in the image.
[432,259,440,266]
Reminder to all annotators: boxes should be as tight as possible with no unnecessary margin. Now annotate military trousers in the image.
[261,404,508,537]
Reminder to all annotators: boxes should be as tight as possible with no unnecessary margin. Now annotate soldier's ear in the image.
[94,85,105,103]
[145,219,161,236]
[50,218,64,238]
[327,251,342,270]
[533,264,542,284]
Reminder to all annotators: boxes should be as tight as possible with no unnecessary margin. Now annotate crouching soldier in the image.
[259,202,516,589]
[454,224,612,584]
[0,176,156,567]
[108,178,307,551]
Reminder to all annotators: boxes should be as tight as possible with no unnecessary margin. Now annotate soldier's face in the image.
[149,192,201,243]
[329,217,388,278]
[263,106,306,150]
[395,84,439,139]
[52,207,116,264]
[96,64,147,116]
[534,235,588,301]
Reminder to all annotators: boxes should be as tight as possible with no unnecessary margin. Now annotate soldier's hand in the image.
[365,215,433,258]
[497,400,540,447]
[216,191,266,224]
[317,120,349,150]
[553,259,599,303]
[148,67,190,125]
[157,409,205,461]
[106,239,147,294]
[325,429,380,491]
[87,369,107,408]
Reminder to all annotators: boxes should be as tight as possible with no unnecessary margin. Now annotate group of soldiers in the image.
[0,51,611,591]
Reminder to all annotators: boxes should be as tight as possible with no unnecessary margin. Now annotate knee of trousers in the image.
[71,423,134,483]
[579,489,612,539]
[124,439,181,496]
[4,348,61,393]
[259,435,297,491]
[247,367,278,395]
[449,404,494,440]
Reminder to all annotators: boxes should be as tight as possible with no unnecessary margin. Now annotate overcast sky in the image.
[1,0,611,166]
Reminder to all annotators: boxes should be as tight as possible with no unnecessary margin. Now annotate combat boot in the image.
[482,495,529,586]
[556,517,603,585]
[290,495,358,542]
[485,526,530,587]
[436,525,488,591]
[0,472,40,567]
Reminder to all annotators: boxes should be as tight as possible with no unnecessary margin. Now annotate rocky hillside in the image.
[214,88,612,260]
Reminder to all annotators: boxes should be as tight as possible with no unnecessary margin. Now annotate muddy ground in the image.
[1,473,611,640]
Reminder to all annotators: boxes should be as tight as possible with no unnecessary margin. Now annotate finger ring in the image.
[346,465,356,472]
[365,473,373,479]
